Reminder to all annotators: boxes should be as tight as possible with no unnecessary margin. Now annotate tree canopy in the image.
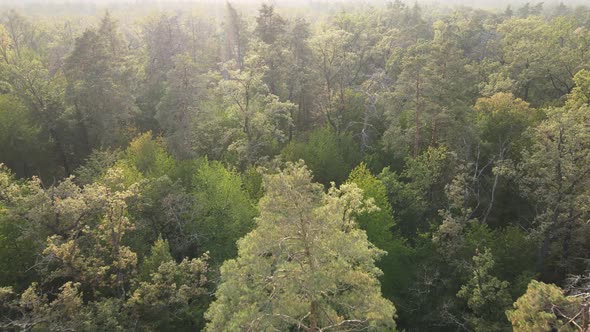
[1,1,590,330]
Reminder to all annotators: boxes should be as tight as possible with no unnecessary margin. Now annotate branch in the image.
[319,319,368,331]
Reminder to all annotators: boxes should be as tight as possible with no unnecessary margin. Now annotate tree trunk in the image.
[560,211,575,276]
[49,128,71,176]
[414,71,421,158]
[309,301,319,332]
[361,93,375,155]
[582,302,589,332]
[537,128,565,276]
[74,101,91,154]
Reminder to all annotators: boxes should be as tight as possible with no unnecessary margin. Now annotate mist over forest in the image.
[0,0,590,330]
[2,0,590,13]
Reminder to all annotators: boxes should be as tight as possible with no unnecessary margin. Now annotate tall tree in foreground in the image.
[507,280,582,332]
[205,162,396,331]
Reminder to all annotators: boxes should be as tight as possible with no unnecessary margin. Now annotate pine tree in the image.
[205,162,396,331]
[457,248,512,332]
[63,12,137,151]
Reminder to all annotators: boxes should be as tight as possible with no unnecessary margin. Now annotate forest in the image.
[0,0,589,331]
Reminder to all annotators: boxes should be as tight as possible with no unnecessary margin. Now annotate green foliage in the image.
[139,236,173,281]
[191,159,257,263]
[0,165,39,291]
[457,248,512,332]
[127,253,209,331]
[496,16,590,105]
[0,281,87,331]
[381,146,452,238]
[125,176,189,259]
[507,280,580,332]
[475,92,535,160]
[41,168,139,298]
[517,73,590,278]
[0,95,47,177]
[346,163,414,299]
[218,54,295,167]
[241,165,264,202]
[384,18,476,158]
[205,162,396,331]
[2,3,590,331]
[282,127,361,185]
[463,223,536,295]
[155,54,205,159]
[347,163,395,244]
[379,167,426,238]
[63,12,138,151]
[0,163,211,330]
[123,132,175,177]
[403,146,452,195]
[567,69,590,108]
[0,212,38,291]
[74,149,121,185]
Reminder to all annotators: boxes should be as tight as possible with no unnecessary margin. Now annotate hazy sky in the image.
[1,0,588,13]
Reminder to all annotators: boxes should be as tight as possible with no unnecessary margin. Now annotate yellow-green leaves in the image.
[205,162,396,331]
[507,280,580,332]
[457,248,512,332]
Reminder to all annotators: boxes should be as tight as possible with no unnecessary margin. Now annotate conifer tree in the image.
[205,162,396,331]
